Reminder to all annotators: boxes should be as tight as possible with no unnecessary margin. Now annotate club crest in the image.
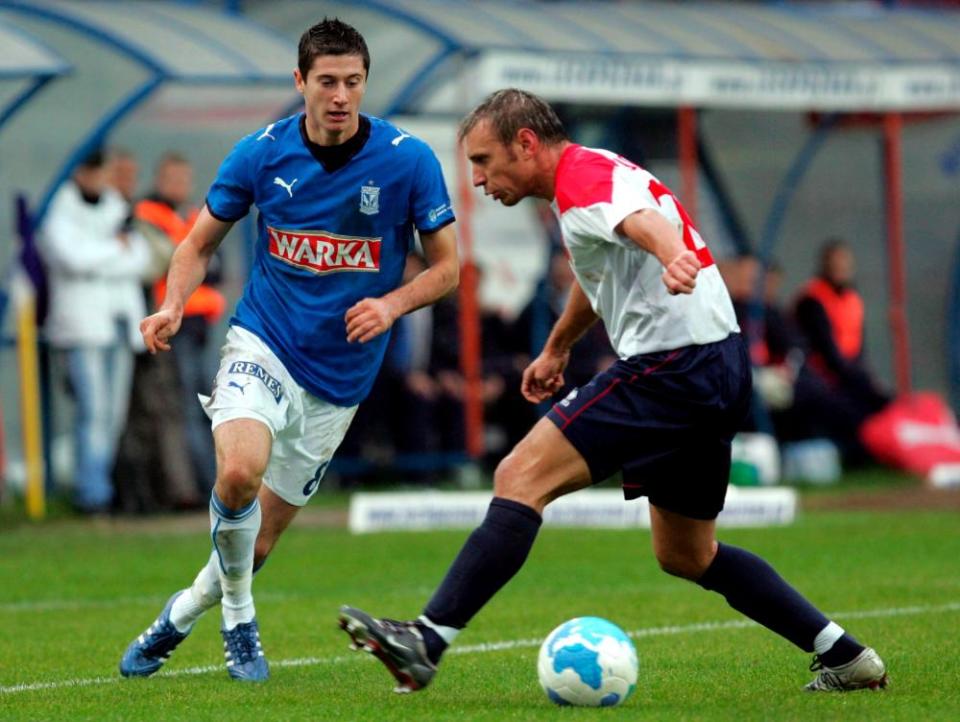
[360,183,380,216]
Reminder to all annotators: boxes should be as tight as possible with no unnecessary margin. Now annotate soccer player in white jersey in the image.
[340,89,887,694]
[119,19,459,682]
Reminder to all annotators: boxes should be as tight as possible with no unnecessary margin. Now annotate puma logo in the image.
[257,123,277,141]
[273,176,298,198]
[391,131,411,147]
[227,380,249,394]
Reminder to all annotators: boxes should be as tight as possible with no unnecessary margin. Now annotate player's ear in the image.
[293,68,305,94]
[516,128,539,158]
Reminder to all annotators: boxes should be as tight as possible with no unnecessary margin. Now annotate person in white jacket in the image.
[40,149,150,513]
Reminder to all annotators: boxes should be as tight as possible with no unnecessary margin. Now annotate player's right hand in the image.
[521,350,569,403]
[140,308,182,354]
[662,249,700,295]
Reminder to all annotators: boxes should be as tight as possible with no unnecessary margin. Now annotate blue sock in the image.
[422,498,542,648]
[698,543,863,662]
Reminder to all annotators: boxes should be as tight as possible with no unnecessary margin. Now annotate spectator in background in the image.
[724,255,797,369]
[139,152,226,495]
[792,239,890,462]
[107,148,139,206]
[109,150,198,512]
[721,254,802,433]
[339,253,464,486]
[40,149,150,513]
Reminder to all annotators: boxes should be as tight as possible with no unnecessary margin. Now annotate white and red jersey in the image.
[551,144,738,358]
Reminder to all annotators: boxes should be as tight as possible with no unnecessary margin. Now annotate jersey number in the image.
[647,178,713,266]
[302,461,330,496]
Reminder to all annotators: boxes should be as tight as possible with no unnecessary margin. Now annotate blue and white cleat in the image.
[221,618,269,681]
[119,591,191,677]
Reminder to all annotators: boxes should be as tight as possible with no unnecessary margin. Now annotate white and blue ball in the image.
[537,616,638,707]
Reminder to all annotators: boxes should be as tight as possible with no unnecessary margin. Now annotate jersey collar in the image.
[299,113,371,174]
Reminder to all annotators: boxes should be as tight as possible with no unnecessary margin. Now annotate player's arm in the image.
[521,279,598,403]
[140,206,232,354]
[618,210,699,295]
[345,223,459,344]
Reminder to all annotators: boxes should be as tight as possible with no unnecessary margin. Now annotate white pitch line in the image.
[0,590,307,614]
[2,600,957,696]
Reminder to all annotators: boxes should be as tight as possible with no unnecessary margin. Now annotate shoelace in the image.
[808,655,843,689]
[224,624,259,664]
[143,619,183,656]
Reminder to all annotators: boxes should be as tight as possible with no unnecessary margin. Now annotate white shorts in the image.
[202,326,357,506]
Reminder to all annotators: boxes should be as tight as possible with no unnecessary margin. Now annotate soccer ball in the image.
[537,616,638,707]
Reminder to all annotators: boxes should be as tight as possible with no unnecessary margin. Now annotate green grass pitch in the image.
[1,507,958,720]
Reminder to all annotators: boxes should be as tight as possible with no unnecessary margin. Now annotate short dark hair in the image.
[818,237,849,269]
[298,18,370,79]
[78,148,105,169]
[458,88,568,146]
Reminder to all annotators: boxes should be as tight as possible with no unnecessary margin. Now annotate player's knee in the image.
[492,453,534,505]
[655,548,713,581]
[216,456,264,501]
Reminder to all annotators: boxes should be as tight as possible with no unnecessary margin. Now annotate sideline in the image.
[2,600,957,696]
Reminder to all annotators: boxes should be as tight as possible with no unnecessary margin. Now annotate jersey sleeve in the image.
[586,167,665,249]
[410,145,455,234]
[205,135,256,222]
[557,153,662,249]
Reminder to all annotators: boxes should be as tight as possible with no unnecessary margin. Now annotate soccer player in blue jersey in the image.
[119,18,458,682]
[339,89,887,695]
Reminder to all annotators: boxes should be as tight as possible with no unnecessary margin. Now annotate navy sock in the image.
[416,624,448,665]
[698,543,863,661]
[423,497,542,633]
[819,633,864,667]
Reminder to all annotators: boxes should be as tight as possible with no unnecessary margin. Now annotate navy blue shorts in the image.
[546,334,751,520]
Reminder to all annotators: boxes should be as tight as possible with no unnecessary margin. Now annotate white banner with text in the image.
[349,487,797,534]
[474,51,960,111]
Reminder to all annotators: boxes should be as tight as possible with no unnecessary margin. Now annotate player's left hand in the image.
[345,297,399,343]
[521,349,569,403]
[662,250,700,295]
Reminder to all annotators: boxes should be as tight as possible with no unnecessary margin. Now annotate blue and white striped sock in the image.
[210,492,261,630]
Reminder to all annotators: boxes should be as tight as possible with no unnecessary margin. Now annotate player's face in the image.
[825,247,855,287]
[295,54,367,145]
[464,120,533,207]
[74,165,107,196]
[108,156,138,201]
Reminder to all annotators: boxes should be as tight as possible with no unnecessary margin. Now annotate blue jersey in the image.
[205,113,455,406]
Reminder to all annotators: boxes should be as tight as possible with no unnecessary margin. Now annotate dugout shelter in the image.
[0,0,298,513]
[250,0,960,454]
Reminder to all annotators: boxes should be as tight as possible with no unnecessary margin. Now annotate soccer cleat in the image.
[119,591,191,677]
[338,605,436,693]
[221,618,269,682]
[805,647,888,692]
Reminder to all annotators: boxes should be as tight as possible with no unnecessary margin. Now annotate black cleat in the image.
[338,605,436,693]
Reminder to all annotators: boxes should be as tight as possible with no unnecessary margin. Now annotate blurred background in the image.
[3,0,960,521]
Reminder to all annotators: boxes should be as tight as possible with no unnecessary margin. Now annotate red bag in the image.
[860,392,960,478]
